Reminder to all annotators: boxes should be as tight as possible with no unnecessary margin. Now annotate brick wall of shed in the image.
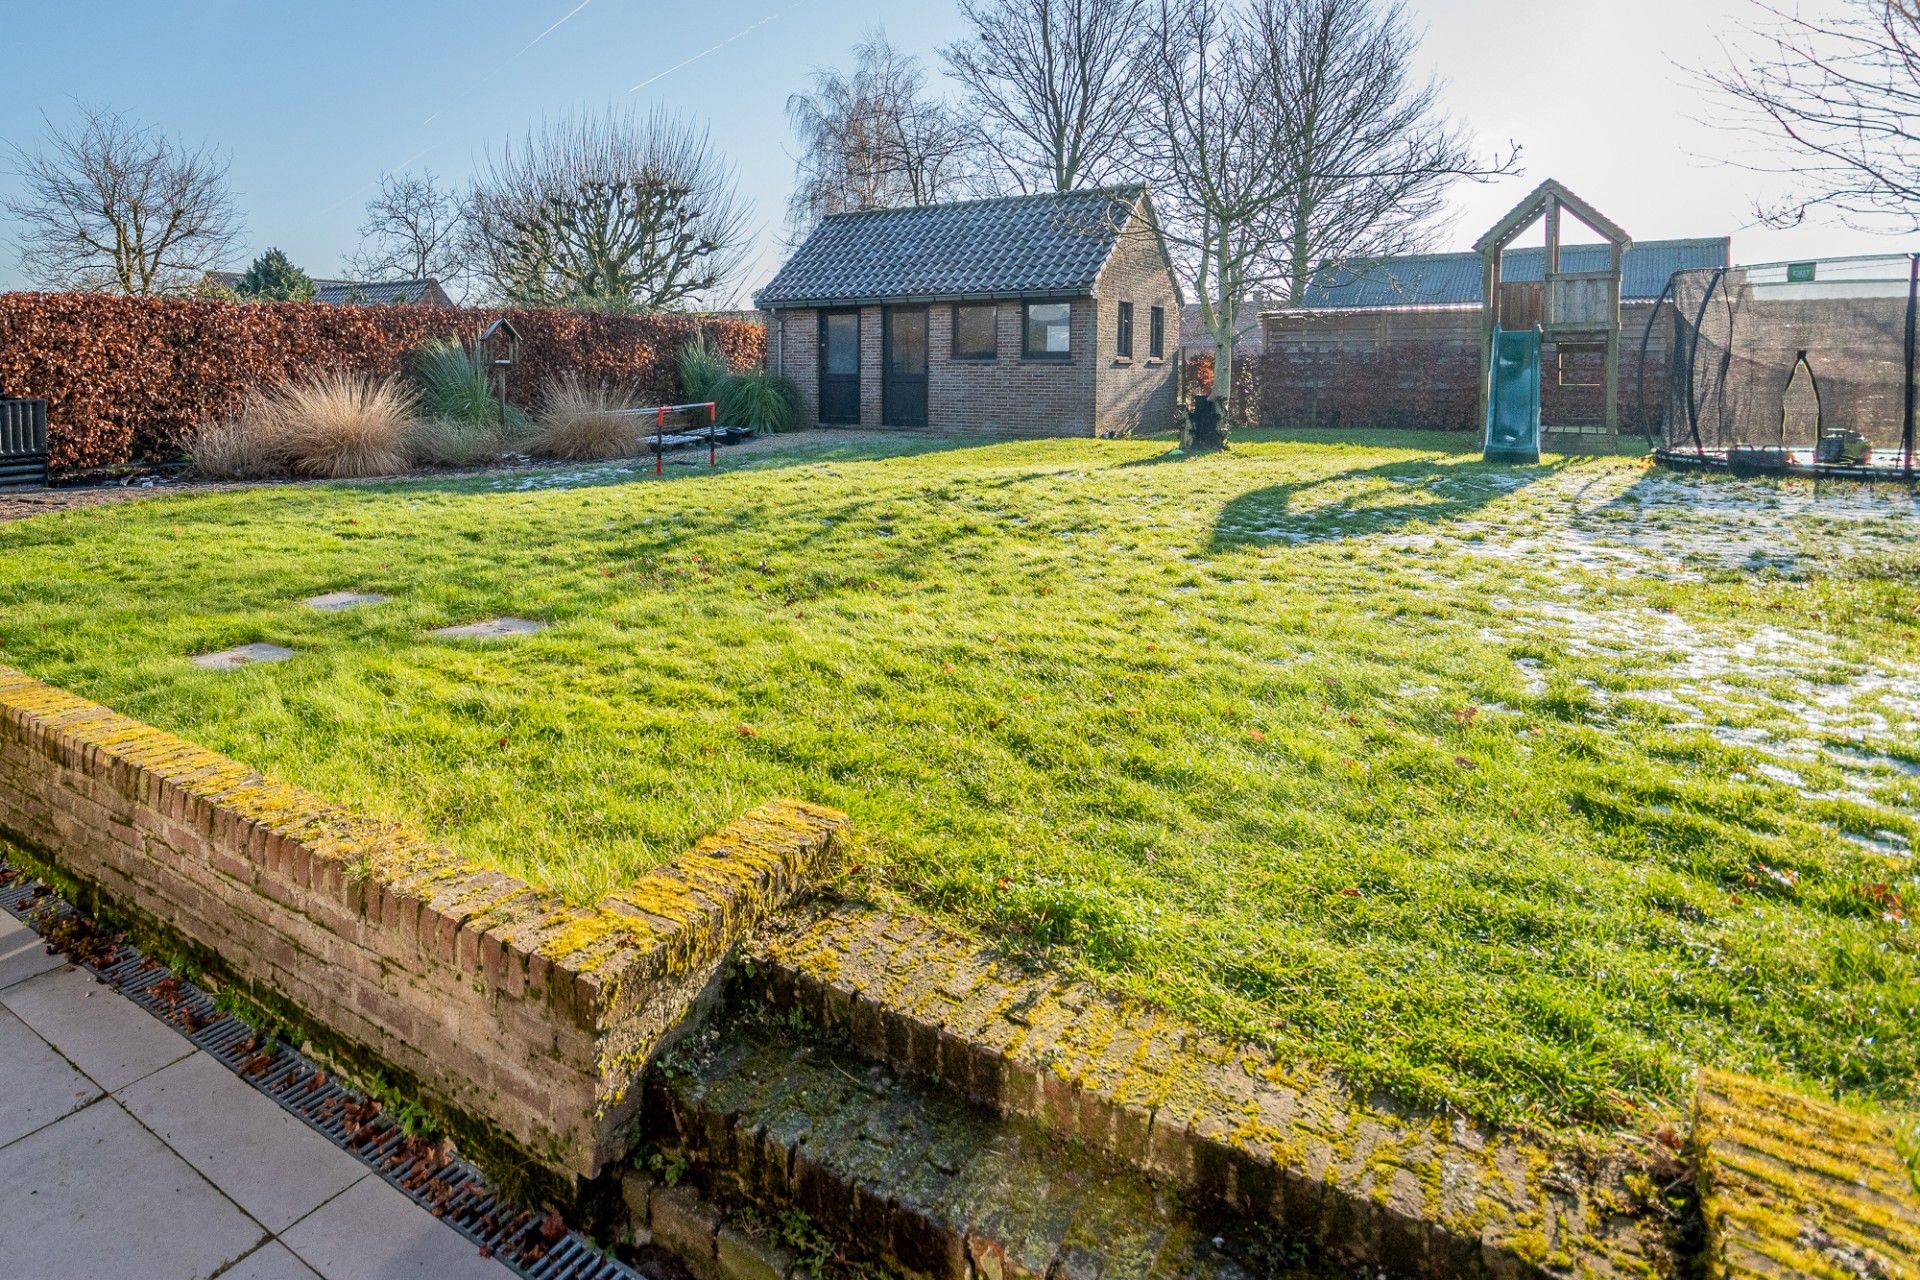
[1092,217,1182,438]
[768,302,1102,436]
[1259,302,1670,432]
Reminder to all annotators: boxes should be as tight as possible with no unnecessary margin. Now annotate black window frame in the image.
[1148,305,1165,360]
[1022,301,1073,361]
[951,302,999,361]
[1116,301,1135,359]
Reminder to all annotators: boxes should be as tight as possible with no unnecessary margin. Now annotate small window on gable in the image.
[1024,302,1072,360]
[953,303,997,360]
[1116,302,1134,359]
[1149,306,1166,359]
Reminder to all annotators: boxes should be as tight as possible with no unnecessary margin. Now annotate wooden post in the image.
[1478,249,1501,434]
[1603,240,1623,450]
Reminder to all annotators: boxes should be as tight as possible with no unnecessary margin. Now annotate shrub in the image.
[716,369,801,432]
[185,410,285,480]
[529,374,641,460]
[235,248,316,302]
[676,336,731,404]
[407,418,508,469]
[413,339,500,427]
[271,373,418,478]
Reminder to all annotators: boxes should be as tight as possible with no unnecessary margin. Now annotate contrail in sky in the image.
[629,3,805,93]
[424,0,599,125]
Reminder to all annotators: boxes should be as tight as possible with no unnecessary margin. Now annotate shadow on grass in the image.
[1209,456,1567,551]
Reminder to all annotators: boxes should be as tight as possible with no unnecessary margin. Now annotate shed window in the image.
[953,303,998,360]
[1116,302,1134,358]
[1149,306,1165,359]
[1023,302,1072,359]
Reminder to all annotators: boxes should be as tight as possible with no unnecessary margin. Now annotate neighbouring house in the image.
[1259,237,1730,431]
[203,272,454,307]
[756,188,1182,437]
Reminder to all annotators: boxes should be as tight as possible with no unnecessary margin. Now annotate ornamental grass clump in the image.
[717,368,801,433]
[272,373,419,478]
[413,339,501,427]
[528,373,641,460]
[407,417,510,469]
[676,335,730,404]
[185,412,285,480]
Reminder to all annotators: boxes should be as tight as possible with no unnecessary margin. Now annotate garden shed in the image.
[757,188,1182,437]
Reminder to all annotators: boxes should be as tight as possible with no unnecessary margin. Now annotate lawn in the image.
[1,429,1916,1136]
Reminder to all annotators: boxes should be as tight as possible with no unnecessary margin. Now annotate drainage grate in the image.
[0,862,648,1280]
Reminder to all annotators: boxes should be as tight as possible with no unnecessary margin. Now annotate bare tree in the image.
[786,31,977,236]
[942,0,1151,193]
[1130,0,1508,448]
[463,107,751,311]
[344,171,464,287]
[1133,0,1296,447]
[1700,0,1920,230]
[3,105,243,294]
[1253,0,1516,303]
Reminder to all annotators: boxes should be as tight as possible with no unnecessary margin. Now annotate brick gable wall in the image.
[1091,214,1183,438]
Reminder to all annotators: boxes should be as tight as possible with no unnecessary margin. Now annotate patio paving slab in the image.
[117,1050,370,1232]
[280,1171,514,1280]
[191,642,297,670]
[0,907,63,990]
[1,964,194,1091]
[223,1242,325,1280]
[0,1097,265,1280]
[430,617,547,640]
[0,1004,100,1146]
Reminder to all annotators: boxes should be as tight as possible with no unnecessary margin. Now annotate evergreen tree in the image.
[235,247,315,301]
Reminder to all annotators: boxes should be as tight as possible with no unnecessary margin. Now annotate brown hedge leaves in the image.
[0,292,764,471]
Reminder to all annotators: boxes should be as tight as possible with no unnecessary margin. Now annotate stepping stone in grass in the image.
[303,591,389,612]
[430,618,546,640]
[191,643,296,671]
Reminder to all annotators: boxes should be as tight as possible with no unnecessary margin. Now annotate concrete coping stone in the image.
[191,643,296,670]
[430,618,546,640]
[302,591,390,611]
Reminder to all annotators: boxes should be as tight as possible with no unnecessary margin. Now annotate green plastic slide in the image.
[1483,325,1542,464]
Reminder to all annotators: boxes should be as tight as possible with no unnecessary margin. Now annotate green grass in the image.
[2,429,1916,1135]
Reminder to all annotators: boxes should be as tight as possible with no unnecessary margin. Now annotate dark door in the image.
[818,310,861,425]
[883,306,930,427]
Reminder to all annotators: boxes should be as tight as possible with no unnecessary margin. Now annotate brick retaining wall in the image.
[743,904,1671,1279]
[0,663,847,1179]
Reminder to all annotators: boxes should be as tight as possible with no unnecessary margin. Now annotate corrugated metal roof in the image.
[756,188,1146,309]
[1297,238,1731,310]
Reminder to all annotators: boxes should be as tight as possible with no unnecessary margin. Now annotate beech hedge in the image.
[0,292,765,472]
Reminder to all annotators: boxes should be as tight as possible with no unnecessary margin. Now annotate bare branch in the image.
[344,171,465,291]
[463,107,752,312]
[942,0,1153,193]
[1695,0,1920,231]
[3,104,244,294]
[785,30,979,238]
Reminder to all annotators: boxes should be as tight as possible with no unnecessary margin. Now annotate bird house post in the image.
[478,318,523,424]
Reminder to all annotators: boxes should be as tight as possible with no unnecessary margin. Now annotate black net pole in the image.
[1905,253,1917,477]
[1685,269,1727,459]
[1635,276,1677,450]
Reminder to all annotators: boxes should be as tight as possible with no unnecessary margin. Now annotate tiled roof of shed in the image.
[756,188,1146,308]
[1297,238,1731,310]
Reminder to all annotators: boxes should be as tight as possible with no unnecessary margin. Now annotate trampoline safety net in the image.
[1655,256,1918,468]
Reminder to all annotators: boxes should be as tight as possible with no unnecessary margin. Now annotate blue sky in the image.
[0,0,1906,302]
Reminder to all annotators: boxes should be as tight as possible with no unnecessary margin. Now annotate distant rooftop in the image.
[756,188,1149,309]
[1290,238,1732,311]
[202,272,451,307]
